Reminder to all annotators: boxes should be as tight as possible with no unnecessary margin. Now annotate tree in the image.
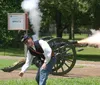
[40,0,72,37]
[0,0,24,47]
[40,0,92,39]
[1,0,100,48]
[91,0,100,29]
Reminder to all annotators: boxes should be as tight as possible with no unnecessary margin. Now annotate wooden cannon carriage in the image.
[44,37,76,75]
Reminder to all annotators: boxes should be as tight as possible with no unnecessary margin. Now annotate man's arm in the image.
[19,50,34,77]
[42,50,52,69]
[39,40,52,69]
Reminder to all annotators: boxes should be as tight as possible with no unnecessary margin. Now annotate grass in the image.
[0,48,24,57]
[77,47,100,55]
[76,47,100,61]
[0,77,100,85]
[0,59,38,70]
[52,34,88,39]
[0,59,17,68]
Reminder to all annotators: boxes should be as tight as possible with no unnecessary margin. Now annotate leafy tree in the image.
[40,0,93,39]
[91,0,100,29]
[0,0,24,47]
[1,0,100,48]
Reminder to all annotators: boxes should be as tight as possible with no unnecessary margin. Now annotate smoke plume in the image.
[21,0,42,39]
[78,30,100,48]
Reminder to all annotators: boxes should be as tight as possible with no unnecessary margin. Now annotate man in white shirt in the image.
[19,35,56,85]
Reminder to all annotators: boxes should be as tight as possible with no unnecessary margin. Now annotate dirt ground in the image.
[0,56,100,80]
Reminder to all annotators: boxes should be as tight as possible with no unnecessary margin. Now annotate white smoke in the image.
[78,30,100,48]
[21,0,42,39]
[90,29,97,35]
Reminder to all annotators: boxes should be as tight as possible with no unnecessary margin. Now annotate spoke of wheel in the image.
[64,62,70,68]
[66,48,71,52]
[53,64,56,69]
[65,53,73,57]
[54,65,58,73]
[65,58,73,62]
[57,63,59,68]
[64,55,74,61]
[61,67,64,72]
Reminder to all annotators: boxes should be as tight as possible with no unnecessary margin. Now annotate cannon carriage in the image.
[1,37,77,75]
[43,37,76,75]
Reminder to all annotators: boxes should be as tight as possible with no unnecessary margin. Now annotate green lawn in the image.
[0,77,100,85]
[77,47,100,55]
[0,59,17,68]
[0,59,37,70]
[52,33,88,39]
[76,47,100,61]
[0,48,24,57]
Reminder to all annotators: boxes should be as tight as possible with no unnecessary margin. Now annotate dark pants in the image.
[35,57,56,85]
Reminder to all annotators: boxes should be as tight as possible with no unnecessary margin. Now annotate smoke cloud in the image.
[21,0,42,39]
[78,30,100,48]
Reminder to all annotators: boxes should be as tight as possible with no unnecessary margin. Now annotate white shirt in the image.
[21,40,52,73]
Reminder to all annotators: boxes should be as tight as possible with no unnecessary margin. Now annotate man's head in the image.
[21,35,34,47]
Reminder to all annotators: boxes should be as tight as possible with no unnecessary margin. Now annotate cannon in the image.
[1,37,77,75]
[45,37,76,75]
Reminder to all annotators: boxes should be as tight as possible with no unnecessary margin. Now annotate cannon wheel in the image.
[48,38,76,75]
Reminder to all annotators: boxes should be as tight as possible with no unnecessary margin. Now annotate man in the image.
[19,35,56,85]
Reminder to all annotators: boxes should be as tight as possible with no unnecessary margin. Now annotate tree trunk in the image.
[55,10,63,37]
[69,0,76,39]
[69,27,72,39]
[71,13,74,39]
[93,2,100,29]
[69,13,74,39]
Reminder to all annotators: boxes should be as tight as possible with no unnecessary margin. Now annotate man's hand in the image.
[19,72,24,77]
[41,63,47,69]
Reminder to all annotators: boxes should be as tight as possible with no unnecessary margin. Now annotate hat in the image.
[21,35,30,42]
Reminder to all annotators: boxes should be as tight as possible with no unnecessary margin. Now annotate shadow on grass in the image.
[77,54,100,61]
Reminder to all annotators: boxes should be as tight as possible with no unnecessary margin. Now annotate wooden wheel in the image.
[48,38,76,75]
